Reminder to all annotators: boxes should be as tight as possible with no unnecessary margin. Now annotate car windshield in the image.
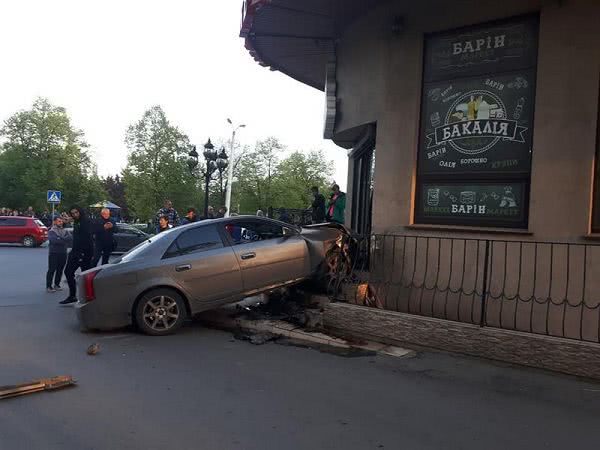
[34,219,46,227]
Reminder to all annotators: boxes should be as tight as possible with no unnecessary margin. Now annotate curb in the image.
[198,309,415,359]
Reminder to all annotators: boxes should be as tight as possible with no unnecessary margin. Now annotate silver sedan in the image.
[75,216,349,335]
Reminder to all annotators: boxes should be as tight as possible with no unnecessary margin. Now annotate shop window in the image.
[415,15,539,228]
[351,127,376,236]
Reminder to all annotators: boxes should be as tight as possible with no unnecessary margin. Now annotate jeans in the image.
[46,253,67,288]
[65,250,93,298]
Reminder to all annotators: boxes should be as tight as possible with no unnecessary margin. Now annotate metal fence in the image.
[268,208,312,226]
[332,234,600,343]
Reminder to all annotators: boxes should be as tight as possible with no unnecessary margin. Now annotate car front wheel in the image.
[134,288,187,336]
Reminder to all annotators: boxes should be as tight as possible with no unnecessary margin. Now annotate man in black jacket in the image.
[60,207,94,305]
[92,208,116,267]
[311,186,326,224]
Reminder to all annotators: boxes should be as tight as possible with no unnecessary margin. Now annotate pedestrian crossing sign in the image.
[47,190,62,204]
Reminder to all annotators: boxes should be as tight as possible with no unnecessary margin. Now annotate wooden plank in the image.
[0,376,76,400]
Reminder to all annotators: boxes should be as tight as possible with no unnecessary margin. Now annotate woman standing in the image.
[46,216,72,293]
[157,215,172,233]
[326,184,346,224]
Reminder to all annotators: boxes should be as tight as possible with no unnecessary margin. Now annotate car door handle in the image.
[240,252,256,260]
[175,264,192,272]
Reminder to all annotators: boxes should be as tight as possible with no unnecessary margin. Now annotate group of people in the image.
[1,206,67,228]
[1,206,37,217]
[154,200,228,233]
[46,207,117,305]
[40,186,345,303]
[310,184,346,225]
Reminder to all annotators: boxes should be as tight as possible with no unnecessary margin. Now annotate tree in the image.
[0,98,105,212]
[102,175,128,218]
[122,106,201,221]
[233,137,283,213]
[271,150,334,209]
[230,138,335,214]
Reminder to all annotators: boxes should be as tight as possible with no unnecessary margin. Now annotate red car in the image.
[0,216,48,247]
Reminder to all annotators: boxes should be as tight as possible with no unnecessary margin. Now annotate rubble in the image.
[199,287,414,359]
[86,343,100,355]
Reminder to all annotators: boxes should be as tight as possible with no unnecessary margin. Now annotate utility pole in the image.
[225,118,245,217]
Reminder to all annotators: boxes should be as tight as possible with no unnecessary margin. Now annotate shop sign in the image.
[420,72,534,174]
[419,183,526,225]
[424,15,539,82]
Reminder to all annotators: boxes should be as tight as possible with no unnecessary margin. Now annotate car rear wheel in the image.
[135,288,186,336]
[22,235,36,248]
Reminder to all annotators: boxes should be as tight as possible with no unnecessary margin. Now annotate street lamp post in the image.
[225,118,245,217]
[188,139,228,218]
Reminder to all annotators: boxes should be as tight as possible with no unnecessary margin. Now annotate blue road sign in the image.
[47,190,62,204]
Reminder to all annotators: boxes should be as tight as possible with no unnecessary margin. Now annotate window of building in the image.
[351,126,376,236]
[415,15,539,228]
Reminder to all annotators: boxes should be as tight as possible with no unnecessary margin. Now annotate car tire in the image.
[134,288,187,336]
[22,235,36,248]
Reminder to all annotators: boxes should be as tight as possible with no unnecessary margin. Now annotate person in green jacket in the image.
[326,184,346,224]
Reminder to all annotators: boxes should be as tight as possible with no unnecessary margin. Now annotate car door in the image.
[6,218,26,243]
[224,219,310,293]
[162,224,243,307]
[0,218,11,243]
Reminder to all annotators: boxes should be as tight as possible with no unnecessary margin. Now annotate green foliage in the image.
[231,137,335,214]
[102,175,128,218]
[233,137,282,213]
[0,100,338,220]
[271,150,333,209]
[122,106,202,221]
[0,98,105,212]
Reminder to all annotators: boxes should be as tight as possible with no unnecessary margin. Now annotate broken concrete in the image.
[197,292,414,359]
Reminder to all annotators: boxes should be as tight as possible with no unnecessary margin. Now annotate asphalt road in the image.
[1,245,600,450]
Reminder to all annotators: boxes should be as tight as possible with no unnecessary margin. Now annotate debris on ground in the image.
[0,376,76,400]
[233,288,325,330]
[355,283,384,309]
[86,343,100,355]
[276,338,377,358]
[233,331,278,345]
[200,288,415,359]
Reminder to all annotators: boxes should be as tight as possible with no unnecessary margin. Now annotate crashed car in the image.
[75,216,352,335]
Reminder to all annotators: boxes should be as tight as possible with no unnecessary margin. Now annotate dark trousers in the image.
[93,246,112,267]
[46,253,67,288]
[65,250,92,298]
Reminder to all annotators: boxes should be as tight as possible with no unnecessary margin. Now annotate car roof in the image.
[194,215,297,227]
[171,215,300,232]
[0,216,33,219]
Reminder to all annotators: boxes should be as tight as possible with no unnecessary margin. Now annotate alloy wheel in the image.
[23,236,35,247]
[142,295,180,332]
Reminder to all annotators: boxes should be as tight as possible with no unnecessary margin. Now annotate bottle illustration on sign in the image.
[427,188,440,206]
[467,95,479,120]
[477,96,491,119]
[499,186,518,208]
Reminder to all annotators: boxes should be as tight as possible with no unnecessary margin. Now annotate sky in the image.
[0,0,348,190]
